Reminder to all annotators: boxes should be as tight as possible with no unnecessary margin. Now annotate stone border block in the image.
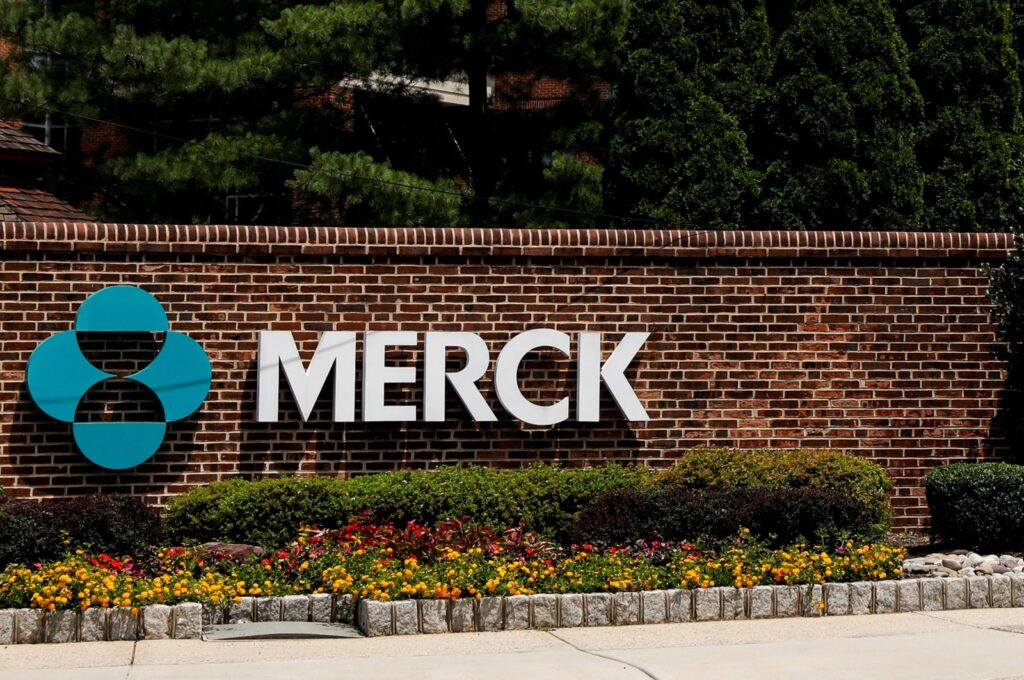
[228,597,255,624]
[505,595,531,630]
[667,589,693,622]
[1011,574,1024,607]
[419,599,448,634]
[612,592,640,626]
[584,593,611,627]
[393,600,419,635]
[945,579,967,610]
[641,591,667,624]
[695,588,722,621]
[173,603,203,640]
[558,595,583,628]
[480,597,505,631]
[309,594,333,623]
[849,582,872,615]
[44,610,77,643]
[282,595,309,622]
[825,583,850,616]
[15,609,43,644]
[968,576,991,608]
[0,609,14,645]
[921,579,943,611]
[255,596,282,622]
[897,580,921,612]
[532,595,558,629]
[451,599,476,633]
[335,595,355,624]
[723,588,745,620]
[108,607,138,641]
[991,574,1012,608]
[142,604,173,640]
[750,586,773,619]
[802,585,824,617]
[202,604,224,627]
[358,599,392,637]
[775,587,800,618]
[874,581,897,614]
[79,608,107,642]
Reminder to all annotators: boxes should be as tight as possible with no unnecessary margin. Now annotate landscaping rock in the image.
[480,597,505,631]
[667,589,693,622]
[559,595,583,628]
[584,593,612,627]
[80,608,107,642]
[108,607,138,641]
[173,603,203,639]
[451,599,476,632]
[850,582,872,615]
[44,610,77,643]
[0,610,14,645]
[506,595,531,630]
[202,604,224,626]
[198,542,266,561]
[335,595,355,624]
[695,588,722,621]
[941,559,962,571]
[309,594,332,623]
[532,594,558,628]
[1011,574,1024,607]
[393,600,419,635]
[750,586,773,619]
[641,591,667,624]
[419,599,448,634]
[16,609,43,644]
[612,592,640,626]
[802,584,824,617]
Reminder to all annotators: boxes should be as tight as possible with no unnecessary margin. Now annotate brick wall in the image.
[0,224,1014,529]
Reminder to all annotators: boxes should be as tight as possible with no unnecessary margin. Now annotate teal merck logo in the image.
[26,286,211,470]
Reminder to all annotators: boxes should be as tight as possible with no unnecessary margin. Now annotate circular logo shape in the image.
[26,286,211,469]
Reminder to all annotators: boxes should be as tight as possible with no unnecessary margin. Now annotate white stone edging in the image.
[0,575,1019,643]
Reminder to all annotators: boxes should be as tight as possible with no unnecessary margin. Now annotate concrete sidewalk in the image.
[2,609,1024,679]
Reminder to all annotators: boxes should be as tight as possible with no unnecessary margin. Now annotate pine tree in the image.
[895,0,1024,231]
[0,0,626,226]
[760,0,924,231]
[606,0,770,229]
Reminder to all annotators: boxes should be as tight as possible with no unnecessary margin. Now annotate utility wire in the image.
[0,96,695,229]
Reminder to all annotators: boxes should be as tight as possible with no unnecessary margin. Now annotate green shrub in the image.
[0,495,162,566]
[574,486,877,547]
[926,463,1024,550]
[163,464,652,547]
[658,448,892,535]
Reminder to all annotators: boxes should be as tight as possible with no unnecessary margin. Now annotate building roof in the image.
[0,121,59,158]
[0,186,93,222]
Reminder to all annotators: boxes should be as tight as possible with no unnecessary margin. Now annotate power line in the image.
[1,96,694,229]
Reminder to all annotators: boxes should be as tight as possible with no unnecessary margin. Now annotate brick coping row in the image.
[0,222,1013,260]
[0,576,1019,643]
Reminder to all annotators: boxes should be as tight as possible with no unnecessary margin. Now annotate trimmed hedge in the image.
[0,495,162,566]
[164,452,892,548]
[574,486,878,547]
[163,464,650,547]
[657,448,892,534]
[926,463,1024,551]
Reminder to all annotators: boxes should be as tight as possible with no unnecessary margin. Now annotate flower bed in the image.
[0,518,904,613]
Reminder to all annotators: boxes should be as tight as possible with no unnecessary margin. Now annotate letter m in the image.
[256,331,356,422]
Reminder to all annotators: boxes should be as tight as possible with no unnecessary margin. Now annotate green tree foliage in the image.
[896,0,1024,231]
[607,0,769,229]
[0,0,626,225]
[761,0,925,231]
